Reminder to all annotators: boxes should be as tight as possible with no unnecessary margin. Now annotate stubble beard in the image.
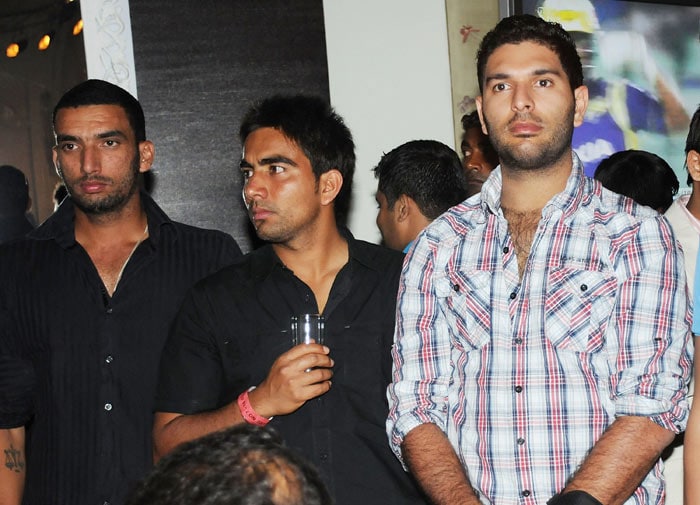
[60,154,141,215]
[485,106,575,172]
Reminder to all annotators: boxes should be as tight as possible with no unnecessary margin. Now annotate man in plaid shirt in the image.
[387,14,692,505]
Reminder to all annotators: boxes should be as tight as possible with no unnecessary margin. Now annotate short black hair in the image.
[53,79,146,142]
[476,14,583,94]
[126,425,332,505]
[373,140,469,220]
[461,111,482,132]
[240,95,355,223]
[687,105,700,156]
[594,149,679,212]
[0,165,29,214]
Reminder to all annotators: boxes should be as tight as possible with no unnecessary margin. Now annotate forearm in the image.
[0,427,25,505]
[401,423,481,505]
[153,401,244,460]
[563,416,674,505]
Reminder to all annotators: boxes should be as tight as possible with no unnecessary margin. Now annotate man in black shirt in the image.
[153,95,426,505]
[0,80,241,505]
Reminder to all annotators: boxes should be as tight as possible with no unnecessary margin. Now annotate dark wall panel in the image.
[129,1,329,251]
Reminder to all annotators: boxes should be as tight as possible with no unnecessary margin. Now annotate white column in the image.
[80,0,138,97]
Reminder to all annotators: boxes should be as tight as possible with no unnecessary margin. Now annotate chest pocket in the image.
[434,269,492,352]
[219,323,291,404]
[544,268,617,353]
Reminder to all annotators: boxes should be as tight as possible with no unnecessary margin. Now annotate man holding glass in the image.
[153,95,426,505]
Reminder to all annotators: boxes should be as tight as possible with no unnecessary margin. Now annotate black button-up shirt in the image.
[0,193,241,505]
[156,232,427,505]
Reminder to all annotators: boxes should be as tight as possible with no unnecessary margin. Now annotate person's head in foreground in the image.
[126,424,332,505]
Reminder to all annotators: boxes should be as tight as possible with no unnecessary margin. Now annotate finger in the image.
[286,342,329,359]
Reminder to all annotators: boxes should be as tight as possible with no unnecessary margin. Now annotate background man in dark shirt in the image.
[0,165,35,244]
[153,95,426,505]
[0,80,241,505]
[373,139,468,252]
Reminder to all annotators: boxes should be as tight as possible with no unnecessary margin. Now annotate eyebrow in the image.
[55,130,128,143]
[239,155,298,169]
[484,67,563,86]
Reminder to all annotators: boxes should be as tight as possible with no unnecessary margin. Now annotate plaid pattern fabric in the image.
[387,155,692,505]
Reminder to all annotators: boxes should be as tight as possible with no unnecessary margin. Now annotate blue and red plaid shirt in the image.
[387,154,692,505]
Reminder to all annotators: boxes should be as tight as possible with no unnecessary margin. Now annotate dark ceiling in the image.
[0,1,76,33]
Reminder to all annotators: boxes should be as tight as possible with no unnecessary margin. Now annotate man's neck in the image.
[273,222,349,314]
[500,158,572,213]
[74,193,148,247]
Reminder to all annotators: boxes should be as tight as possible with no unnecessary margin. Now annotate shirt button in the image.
[453,284,460,292]
[106,307,113,314]
[522,490,531,497]
[503,246,509,253]
[104,403,113,411]
[517,438,525,445]
[514,337,523,345]
[320,453,328,461]
[580,284,588,292]
[105,355,114,364]
[514,385,523,393]
[509,292,516,300]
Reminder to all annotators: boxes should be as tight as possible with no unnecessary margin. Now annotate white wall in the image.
[323,1,455,244]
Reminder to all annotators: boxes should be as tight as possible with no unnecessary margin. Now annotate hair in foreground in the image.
[53,79,146,142]
[373,140,468,220]
[476,14,583,93]
[594,149,678,212]
[239,95,355,223]
[126,425,332,505]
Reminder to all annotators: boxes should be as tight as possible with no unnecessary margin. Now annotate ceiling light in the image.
[72,19,83,36]
[6,40,27,58]
[38,31,55,51]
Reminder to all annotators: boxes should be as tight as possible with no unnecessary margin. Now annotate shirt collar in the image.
[28,191,175,249]
[480,152,588,221]
[248,227,383,281]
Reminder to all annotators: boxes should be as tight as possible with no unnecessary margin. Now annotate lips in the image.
[509,121,542,136]
[79,180,108,193]
[248,204,274,222]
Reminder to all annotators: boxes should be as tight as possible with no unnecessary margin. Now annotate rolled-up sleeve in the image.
[610,216,693,433]
[386,231,455,463]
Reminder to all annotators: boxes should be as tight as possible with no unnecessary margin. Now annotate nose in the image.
[466,150,486,173]
[511,84,533,113]
[81,146,100,175]
[242,172,267,207]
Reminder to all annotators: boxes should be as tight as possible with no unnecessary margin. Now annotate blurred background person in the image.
[460,111,498,197]
[594,149,679,213]
[373,139,469,252]
[679,105,700,505]
[0,165,34,244]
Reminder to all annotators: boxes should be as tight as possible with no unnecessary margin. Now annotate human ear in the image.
[573,85,589,127]
[396,194,411,222]
[688,150,700,182]
[319,169,343,206]
[138,141,155,173]
[475,96,488,136]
